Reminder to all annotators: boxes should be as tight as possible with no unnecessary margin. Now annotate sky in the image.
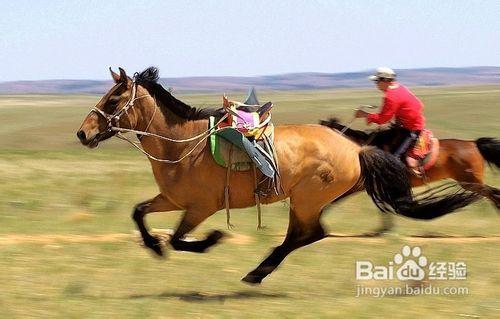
[0,0,499,81]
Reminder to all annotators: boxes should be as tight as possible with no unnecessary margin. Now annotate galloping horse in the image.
[77,67,479,284]
[320,118,500,233]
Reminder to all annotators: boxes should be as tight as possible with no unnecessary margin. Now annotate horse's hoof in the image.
[209,230,224,240]
[207,230,224,244]
[241,273,263,285]
[145,236,164,257]
[150,244,164,257]
[194,230,225,253]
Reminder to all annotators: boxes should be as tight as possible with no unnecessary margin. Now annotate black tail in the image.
[491,187,500,210]
[476,137,500,169]
[359,147,480,220]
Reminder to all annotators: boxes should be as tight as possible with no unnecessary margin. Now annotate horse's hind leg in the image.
[453,168,500,210]
[132,194,180,256]
[242,204,327,285]
[460,182,500,210]
[170,208,224,253]
[488,187,500,210]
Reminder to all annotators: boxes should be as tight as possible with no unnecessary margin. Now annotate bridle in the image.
[87,75,228,163]
[90,74,150,133]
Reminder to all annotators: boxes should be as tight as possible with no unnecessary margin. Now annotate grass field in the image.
[0,85,499,318]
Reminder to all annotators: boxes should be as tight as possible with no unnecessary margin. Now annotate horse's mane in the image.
[136,66,223,120]
[319,117,403,149]
[319,117,371,140]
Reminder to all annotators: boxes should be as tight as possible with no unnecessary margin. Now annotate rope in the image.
[112,113,230,164]
[110,113,228,143]
[116,130,212,164]
[141,98,158,136]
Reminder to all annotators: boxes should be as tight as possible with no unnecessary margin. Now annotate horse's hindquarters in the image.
[273,125,362,207]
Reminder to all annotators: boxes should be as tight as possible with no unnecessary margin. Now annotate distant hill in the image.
[1,66,499,94]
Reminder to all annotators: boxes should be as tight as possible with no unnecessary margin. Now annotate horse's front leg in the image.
[132,194,180,256]
[170,208,224,253]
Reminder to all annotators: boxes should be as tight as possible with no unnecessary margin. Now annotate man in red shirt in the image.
[355,67,426,161]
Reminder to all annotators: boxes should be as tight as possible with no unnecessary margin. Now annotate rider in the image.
[355,67,425,162]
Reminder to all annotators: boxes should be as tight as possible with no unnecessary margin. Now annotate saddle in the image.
[210,91,278,179]
[406,129,440,176]
[209,88,281,229]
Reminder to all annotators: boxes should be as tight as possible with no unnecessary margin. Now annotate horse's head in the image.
[77,67,137,148]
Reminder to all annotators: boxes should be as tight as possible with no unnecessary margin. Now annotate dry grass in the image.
[0,86,499,318]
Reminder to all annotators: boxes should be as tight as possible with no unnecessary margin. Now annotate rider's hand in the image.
[355,109,369,118]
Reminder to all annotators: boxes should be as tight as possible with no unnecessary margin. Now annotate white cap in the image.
[369,67,396,81]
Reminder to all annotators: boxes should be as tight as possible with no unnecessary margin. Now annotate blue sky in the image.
[1,0,499,81]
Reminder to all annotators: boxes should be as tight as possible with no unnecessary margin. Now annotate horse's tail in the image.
[476,137,500,169]
[358,147,480,219]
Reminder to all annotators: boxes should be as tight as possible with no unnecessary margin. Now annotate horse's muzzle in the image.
[77,129,115,148]
[76,130,86,141]
[77,130,99,148]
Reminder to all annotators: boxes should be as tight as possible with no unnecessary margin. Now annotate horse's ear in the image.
[118,67,127,82]
[222,94,230,109]
[109,67,121,83]
[118,67,132,87]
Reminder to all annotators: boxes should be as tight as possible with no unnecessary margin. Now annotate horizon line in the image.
[1,65,499,84]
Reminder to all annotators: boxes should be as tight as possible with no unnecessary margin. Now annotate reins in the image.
[115,124,224,164]
[111,114,228,144]
[340,105,380,146]
[113,112,229,164]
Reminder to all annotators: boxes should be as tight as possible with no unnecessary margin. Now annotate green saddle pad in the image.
[209,117,275,177]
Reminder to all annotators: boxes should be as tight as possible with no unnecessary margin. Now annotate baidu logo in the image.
[394,245,427,280]
[356,245,465,281]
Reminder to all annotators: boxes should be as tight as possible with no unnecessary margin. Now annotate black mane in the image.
[319,117,371,141]
[136,67,223,120]
[319,117,403,149]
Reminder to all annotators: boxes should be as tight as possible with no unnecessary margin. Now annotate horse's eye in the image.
[108,99,119,106]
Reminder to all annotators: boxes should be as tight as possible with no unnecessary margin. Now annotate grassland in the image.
[0,85,499,318]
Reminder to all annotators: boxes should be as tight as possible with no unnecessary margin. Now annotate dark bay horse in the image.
[320,118,500,232]
[77,67,479,284]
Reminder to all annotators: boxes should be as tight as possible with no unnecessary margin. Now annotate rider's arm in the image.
[366,96,398,125]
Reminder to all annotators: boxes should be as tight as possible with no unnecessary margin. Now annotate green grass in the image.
[0,86,499,318]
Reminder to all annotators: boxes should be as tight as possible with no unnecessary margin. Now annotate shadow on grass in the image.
[326,233,386,238]
[127,290,288,303]
[408,232,500,239]
[325,233,500,240]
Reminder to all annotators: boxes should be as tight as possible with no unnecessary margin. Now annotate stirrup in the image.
[408,165,424,178]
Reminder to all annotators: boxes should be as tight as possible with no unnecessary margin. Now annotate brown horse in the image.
[320,118,500,233]
[77,67,480,284]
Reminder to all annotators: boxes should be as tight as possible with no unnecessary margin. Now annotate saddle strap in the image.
[225,146,234,229]
[253,164,264,229]
[223,148,264,230]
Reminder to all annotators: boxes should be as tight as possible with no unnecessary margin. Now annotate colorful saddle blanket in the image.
[219,95,273,138]
[406,129,440,171]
